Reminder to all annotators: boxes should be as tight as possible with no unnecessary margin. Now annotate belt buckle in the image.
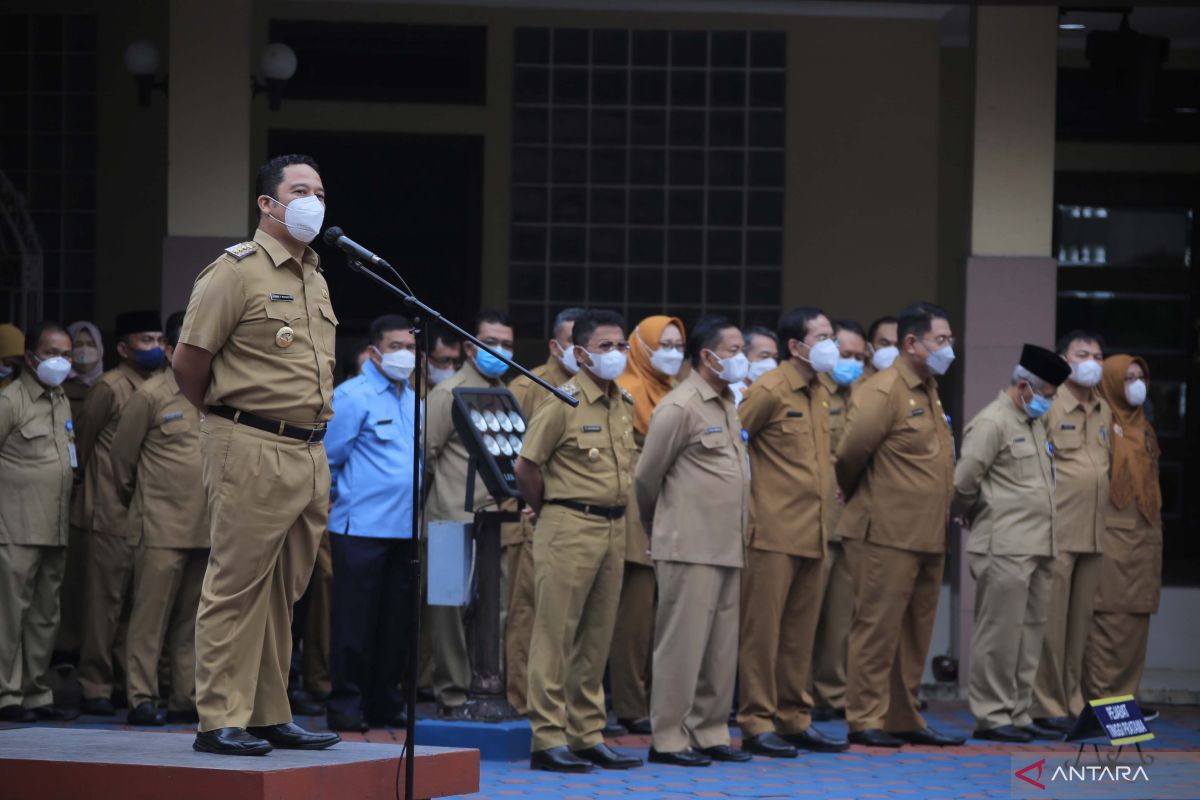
[307,426,321,444]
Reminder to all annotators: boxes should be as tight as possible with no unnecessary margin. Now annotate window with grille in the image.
[508,27,786,337]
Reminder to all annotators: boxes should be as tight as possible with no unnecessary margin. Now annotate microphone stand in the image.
[342,255,576,800]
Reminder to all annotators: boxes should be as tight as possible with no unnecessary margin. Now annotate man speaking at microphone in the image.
[173,154,341,755]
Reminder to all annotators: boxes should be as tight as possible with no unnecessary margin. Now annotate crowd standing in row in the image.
[0,155,1163,771]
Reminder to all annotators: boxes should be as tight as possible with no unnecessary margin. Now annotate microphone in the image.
[323,226,391,268]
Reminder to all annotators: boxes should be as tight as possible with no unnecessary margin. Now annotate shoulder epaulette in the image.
[559,383,579,398]
[620,387,635,405]
[223,241,259,261]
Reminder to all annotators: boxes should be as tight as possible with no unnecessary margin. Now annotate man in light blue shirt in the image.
[324,315,418,732]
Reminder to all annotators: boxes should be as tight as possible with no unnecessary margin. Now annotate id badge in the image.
[68,442,78,468]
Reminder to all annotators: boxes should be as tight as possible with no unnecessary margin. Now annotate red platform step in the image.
[0,727,479,800]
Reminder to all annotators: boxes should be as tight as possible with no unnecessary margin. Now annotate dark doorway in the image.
[268,129,484,350]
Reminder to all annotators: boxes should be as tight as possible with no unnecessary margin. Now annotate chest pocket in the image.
[14,418,52,460]
[699,431,725,449]
[159,416,190,436]
[373,420,399,441]
[576,431,608,451]
[258,298,309,358]
[1007,438,1038,480]
[895,411,940,457]
[1053,427,1082,452]
[313,300,339,359]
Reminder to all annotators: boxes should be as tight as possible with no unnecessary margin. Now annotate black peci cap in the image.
[115,310,163,338]
[1020,343,1071,386]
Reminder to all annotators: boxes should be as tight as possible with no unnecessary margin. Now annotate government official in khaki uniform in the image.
[110,312,210,727]
[610,314,685,734]
[515,309,642,774]
[635,316,751,767]
[424,309,515,715]
[836,302,962,748]
[863,316,899,380]
[811,320,867,719]
[502,308,583,714]
[173,154,340,755]
[737,308,847,757]
[0,322,76,722]
[75,309,164,715]
[1031,332,1111,732]
[954,345,1070,743]
[1084,355,1162,705]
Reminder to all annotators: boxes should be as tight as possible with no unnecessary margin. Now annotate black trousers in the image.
[328,534,414,721]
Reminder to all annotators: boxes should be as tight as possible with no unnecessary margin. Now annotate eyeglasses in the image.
[923,334,956,348]
[591,340,631,353]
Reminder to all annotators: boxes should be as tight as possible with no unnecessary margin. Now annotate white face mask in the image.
[1125,378,1147,407]
[556,342,580,375]
[924,344,955,376]
[803,338,839,374]
[268,194,324,243]
[583,348,628,382]
[35,355,71,388]
[710,351,749,384]
[427,364,456,385]
[650,346,684,377]
[1070,359,1103,388]
[376,348,416,382]
[871,346,899,372]
[746,357,777,383]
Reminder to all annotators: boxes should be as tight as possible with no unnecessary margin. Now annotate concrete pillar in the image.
[161,0,252,316]
[954,5,1059,696]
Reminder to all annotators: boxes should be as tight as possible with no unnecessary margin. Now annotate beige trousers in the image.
[1031,550,1101,719]
[302,533,332,694]
[0,544,65,708]
[812,539,855,711]
[608,561,655,721]
[504,540,535,714]
[1083,611,1151,701]
[77,529,133,700]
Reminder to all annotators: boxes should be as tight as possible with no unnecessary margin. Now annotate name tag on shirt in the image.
[785,410,804,418]
[909,408,925,417]
[582,424,602,433]
[162,411,184,422]
[829,407,843,416]
[705,426,723,434]
[1059,422,1076,430]
[1012,436,1027,443]
[270,293,295,302]
[376,419,393,426]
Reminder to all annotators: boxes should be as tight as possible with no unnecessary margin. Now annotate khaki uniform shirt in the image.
[425,359,504,523]
[520,367,635,508]
[738,360,830,558]
[179,228,338,424]
[502,357,572,545]
[634,371,747,568]
[74,362,147,535]
[63,377,89,425]
[954,391,1056,557]
[835,361,954,553]
[109,370,210,550]
[1046,384,1111,553]
[0,370,73,546]
[817,373,852,541]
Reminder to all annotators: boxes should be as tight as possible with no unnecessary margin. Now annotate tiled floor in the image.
[7,701,1198,799]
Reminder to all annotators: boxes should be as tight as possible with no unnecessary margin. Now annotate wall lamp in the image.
[124,40,298,111]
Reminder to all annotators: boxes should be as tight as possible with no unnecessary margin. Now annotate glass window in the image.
[1057,291,1189,354]
[1056,205,1192,268]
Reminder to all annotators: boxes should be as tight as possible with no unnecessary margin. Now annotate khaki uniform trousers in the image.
[1031,551,1101,719]
[425,586,470,709]
[302,533,332,694]
[812,540,855,711]
[527,504,624,752]
[0,544,65,708]
[844,539,942,733]
[194,415,329,732]
[967,552,1054,730]
[650,561,739,753]
[608,561,655,721]
[1083,612,1151,700]
[77,529,133,700]
[125,546,207,710]
[736,547,824,737]
[53,523,87,655]
[503,539,535,714]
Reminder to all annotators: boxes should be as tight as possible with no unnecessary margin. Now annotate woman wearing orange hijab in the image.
[608,315,686,732]
[1083,355,1162,707]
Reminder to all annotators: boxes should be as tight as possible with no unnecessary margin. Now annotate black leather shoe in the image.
[601,721,628,737]
[127,701,166,726]
[80,697,115,716]
[326,710,369,732]
[848,729,904,748]
[648,748,713,767]
[572,743,643,769]
[530,746,594,773]
[247,722,340,750]
[974,725,1033,743]
[33,704,79,721]
[166,708,200,724]
[1034,716,1075,733]
[618,717,652,735]
[742,731,799,758]
[894,727,965,747]
[782,727,850,752]
[193,727,273,756]
[288,689,324,717]
[0,704,35,722]
[699,744,752,762]
[1141,706,1159,723]
[1021,723,1063,741]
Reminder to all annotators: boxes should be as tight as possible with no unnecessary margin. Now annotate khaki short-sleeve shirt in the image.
[109,370,210,549]
[1046,384,1111,553]
[179,229,338,424]
[0,370,73,546]
[75,363,146,535]
[520,368,635,507]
